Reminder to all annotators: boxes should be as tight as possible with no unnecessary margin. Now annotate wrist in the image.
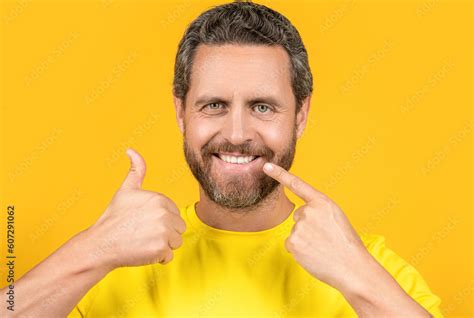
[338,250,385,302]
[336,252,431,318]
[72,227,117,275]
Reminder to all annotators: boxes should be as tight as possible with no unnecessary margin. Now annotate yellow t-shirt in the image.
[68,202,443,317]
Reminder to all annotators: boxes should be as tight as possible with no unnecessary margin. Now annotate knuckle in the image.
[177,218,187,233]
[290,177,300,190]
[276,168,285,179]
[151,209,165,221]
[166,214,186,233]
[151,240,169,255]
[292,222,302,234]
[317,195,332,208]
[322,197,332,207]
[149,193,165,205]
[158,208,172,220]
[161,251,174,264]
[171,235,183,249]
[293,210,305,222]
[154,224,169,236]
[147,246,162,258]
[285,236,297,251]
[168,199,180,212]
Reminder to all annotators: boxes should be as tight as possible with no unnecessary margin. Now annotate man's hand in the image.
[0,148,187,318]
[88,148,186,270]
[263,162,433,318]
[262,162,369,291]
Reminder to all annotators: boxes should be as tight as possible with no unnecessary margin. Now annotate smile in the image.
[212,152,262,170]
[216,154,258,164]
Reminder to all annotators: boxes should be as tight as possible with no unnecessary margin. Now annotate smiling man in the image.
[1,1,444,317]
[180,43,299,224]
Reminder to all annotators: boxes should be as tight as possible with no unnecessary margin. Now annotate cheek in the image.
[258,120,294,151]
[185,116,220,149]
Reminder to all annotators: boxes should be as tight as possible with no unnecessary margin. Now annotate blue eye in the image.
[254,104,270,113]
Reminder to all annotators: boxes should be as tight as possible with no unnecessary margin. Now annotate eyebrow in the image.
[194,95,283,108]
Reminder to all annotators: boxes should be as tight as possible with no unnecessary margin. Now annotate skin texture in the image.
[174,44,309,231]
[0,44,432,318]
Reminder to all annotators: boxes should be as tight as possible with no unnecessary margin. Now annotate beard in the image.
[183,126,297,210]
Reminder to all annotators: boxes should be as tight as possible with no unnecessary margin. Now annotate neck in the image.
[195,186,295,232]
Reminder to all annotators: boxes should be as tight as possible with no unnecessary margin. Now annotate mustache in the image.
[201,141,274,159]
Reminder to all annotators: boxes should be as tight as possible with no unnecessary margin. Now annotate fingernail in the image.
[264,162,273,172]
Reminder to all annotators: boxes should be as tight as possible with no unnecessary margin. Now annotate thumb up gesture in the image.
[88,148,186,270]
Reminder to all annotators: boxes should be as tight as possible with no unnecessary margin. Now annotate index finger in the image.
[263,162,321,203]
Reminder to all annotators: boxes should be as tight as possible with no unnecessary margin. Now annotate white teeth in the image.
[218,154,256,164]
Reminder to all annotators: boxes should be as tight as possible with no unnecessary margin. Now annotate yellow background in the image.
[0,0,472,316]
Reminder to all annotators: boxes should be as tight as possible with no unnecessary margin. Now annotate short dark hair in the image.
[173,1,313,111]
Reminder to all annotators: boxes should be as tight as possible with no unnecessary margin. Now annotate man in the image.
[1,1,443,317]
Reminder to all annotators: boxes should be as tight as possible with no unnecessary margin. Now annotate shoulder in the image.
[359,232,444,318]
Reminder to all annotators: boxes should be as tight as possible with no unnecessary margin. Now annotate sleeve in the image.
[67,305,84,318]
[362,233,444,318]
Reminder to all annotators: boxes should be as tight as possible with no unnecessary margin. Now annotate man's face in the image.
[175,44,308,209]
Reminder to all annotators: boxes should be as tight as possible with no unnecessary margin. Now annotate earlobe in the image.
[173,96,185,134]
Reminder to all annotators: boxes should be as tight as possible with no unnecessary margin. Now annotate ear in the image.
[295,95,312,139]
[173,95,185,134]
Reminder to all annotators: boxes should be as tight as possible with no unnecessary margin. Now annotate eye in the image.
[254,104,271,114]
[206,102,223,110]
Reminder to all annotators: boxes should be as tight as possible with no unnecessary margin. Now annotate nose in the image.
[221,105,255,145]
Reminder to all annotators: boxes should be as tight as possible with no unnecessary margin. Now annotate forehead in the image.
[187,44,293,102]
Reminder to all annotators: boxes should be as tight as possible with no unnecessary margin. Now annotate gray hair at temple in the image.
[173,0,313,112]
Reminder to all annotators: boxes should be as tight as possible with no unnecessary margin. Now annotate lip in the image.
[212,154,263,173]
